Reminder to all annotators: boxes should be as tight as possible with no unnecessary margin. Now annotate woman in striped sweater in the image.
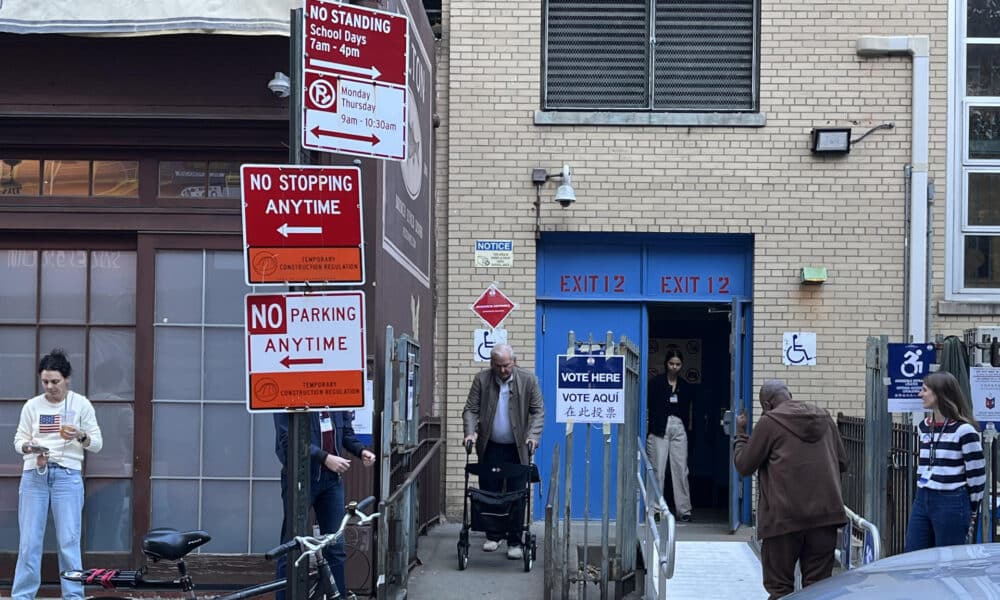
[903,371,986,552]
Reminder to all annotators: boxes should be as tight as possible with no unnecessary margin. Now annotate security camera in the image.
[267,72,291,98]
[555,187,576,208]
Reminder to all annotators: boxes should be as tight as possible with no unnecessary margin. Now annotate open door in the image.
[728,297,752,532]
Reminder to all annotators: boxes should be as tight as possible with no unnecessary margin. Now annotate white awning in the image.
[0,0,298,36]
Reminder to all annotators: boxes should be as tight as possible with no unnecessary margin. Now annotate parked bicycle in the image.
[61,496,379,600]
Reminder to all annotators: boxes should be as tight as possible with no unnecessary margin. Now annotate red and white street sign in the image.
[304,0,407,87]
[303,0,409,161]
[471,284,517,329]
[245,291,366,412]
[240,164,364,286]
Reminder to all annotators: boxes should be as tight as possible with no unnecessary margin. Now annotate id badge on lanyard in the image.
[320,413,333,433]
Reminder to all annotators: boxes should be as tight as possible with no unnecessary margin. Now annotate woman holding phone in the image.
[12,348,103,600]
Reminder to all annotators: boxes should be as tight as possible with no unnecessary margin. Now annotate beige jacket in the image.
[463,366,545,465]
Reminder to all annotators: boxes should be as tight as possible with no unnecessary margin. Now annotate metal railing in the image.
[544,443,562,600]
[838,506,882,570]
[376,437,444,600]
[837,411,916,558]
[636,438,676,600]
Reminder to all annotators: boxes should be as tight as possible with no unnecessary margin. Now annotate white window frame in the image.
[947,0,1000,300]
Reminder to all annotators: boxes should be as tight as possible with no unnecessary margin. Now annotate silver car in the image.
[785,544,1000,599]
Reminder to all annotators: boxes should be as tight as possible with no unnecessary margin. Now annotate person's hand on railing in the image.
[463,435,475,454]
[526,438,537,455]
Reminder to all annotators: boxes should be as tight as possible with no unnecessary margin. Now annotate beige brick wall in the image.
[434,0,956,517]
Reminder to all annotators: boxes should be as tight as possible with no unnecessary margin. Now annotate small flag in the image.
[39,414,61,433]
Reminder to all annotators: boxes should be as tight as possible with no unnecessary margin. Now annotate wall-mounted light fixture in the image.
[531,164,575,238]
[800,266,828,285]
[810,128,852,154]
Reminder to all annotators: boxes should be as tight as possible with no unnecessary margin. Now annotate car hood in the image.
[785,544,1000,599]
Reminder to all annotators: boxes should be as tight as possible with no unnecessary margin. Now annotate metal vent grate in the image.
[654,0,754,109]
[544,0,756,111]
[545,0,650,109]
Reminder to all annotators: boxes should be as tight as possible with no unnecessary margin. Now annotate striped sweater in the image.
[915,418,986,510]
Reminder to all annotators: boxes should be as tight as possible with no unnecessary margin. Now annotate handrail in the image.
[636,438,676,597]
[844,505,881,564]
[381,438,444,506]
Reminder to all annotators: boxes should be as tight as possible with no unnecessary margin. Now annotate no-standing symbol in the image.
[471,284,516,329]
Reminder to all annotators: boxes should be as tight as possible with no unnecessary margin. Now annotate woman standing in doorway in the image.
[12,348,103,600]
[646,349,693,522]
[904,371,985,552]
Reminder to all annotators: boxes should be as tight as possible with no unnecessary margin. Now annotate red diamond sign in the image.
[471,284,516,329]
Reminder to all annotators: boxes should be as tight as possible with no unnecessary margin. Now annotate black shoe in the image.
[680,513,692,522]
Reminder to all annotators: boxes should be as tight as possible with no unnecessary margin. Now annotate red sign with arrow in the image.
[471,285,517,329]
[304,0,408,87]
[240,164,364,285]
[301,2,409,161]
[245,291,367,412]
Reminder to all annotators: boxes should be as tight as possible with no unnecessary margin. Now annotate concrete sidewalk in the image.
[406,520,545,599]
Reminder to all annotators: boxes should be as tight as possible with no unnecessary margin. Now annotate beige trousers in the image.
[645,416,692,517]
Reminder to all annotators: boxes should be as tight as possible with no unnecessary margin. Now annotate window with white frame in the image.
[542,0,758,112]
[957,0,1000,293]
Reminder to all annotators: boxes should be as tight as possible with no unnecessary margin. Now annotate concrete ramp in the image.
[659,541,768,600]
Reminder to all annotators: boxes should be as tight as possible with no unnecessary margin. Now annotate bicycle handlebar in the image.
[264,538,299,561]
[264,498,381,566]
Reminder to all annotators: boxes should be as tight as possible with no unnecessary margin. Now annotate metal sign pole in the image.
[285,9,311,599]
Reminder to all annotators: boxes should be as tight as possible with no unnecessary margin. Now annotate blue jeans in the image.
[904,486,971,553]
[13,465,85,600]
[276,469,347,599]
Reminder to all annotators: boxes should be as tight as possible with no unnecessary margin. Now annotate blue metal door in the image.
[535,301,643,518]
[729,297,753,531]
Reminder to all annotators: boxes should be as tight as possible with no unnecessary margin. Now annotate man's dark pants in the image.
[760,524,838,599]
[276,469,347,599]
[479,441,527,547]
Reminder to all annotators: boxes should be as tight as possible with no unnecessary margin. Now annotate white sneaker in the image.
[482,540,500,552]
[506,546,523,560]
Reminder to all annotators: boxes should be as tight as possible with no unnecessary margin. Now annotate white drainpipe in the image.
[856,35,930,342]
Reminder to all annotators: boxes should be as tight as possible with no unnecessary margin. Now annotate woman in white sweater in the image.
[12,348,103,600]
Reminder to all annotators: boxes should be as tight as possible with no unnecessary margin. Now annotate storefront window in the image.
[0,159,138,197]
[151,250,282,553]
[0,248,136,552]
[158,160,242,198]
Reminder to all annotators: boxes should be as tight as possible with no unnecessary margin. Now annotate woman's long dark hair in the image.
[923,371,977,428]
[663,348,684,367]
[38,347,72,378]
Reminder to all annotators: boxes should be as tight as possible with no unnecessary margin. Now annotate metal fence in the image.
[836,413,916,557]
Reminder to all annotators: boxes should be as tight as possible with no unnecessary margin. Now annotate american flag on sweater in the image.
[39,414,61,433]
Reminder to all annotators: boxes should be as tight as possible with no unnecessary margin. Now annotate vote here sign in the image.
[241,164,364,286]
[556,354,625,424]
[245,291,366,412]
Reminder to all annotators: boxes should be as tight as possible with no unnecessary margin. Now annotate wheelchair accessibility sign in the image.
[887,343,935,412]
[782,332,816,366]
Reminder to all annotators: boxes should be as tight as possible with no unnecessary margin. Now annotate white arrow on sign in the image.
[308,58,382,80]
[277,224,323,238]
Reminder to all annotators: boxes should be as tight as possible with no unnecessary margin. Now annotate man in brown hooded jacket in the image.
[734,379,848,599]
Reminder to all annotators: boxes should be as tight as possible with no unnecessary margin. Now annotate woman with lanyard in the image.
[904,371,985,552]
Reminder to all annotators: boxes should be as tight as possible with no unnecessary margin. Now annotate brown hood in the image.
[764,400,833,443]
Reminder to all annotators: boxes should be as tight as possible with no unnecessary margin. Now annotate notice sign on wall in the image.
[971,366,1000,423]
[475,240,513,268]
[556,354,625,424]
[245,291,366,412]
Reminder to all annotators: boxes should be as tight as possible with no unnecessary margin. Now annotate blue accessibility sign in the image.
[887,343,935,412]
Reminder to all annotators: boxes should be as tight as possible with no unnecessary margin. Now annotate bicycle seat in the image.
[142,528,211,561]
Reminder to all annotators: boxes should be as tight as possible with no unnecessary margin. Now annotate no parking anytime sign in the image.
[245,291,366,412]
[556,354,625,423]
